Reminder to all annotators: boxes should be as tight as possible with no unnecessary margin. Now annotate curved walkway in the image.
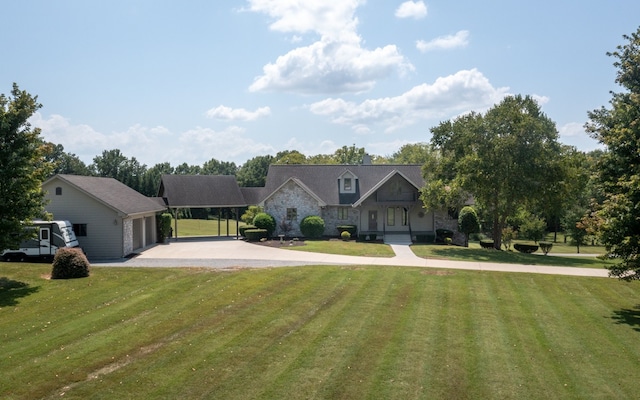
[94,238,610,278]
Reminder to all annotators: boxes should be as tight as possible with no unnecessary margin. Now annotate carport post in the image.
[236,207,239,239]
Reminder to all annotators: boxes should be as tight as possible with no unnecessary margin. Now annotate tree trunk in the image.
[492,217,502,250]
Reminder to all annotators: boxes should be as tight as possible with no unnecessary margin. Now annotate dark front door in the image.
[368,210,378,231]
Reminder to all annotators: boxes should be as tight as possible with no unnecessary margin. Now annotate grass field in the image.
[172,218,247,237]
[2,263,639,399]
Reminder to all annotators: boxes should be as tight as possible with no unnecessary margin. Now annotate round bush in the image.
[300,216,325,238]
[514,243,539,253]
[341,231,351,241]
[252,213,276,237]
[539,241,553,255]
[51,247,90,279]
[337,225,357,236]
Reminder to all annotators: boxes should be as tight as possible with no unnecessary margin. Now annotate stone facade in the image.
[123,218,134,256]
[265,180,322,237]
[433,209,465,245]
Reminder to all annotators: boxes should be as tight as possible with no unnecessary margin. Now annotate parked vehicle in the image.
[1,220,80,261]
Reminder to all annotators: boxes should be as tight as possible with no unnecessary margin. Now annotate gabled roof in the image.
[45,174,166,216]
[159,175,247,208]
[262,164,424,206]
[352,169,422,207]
[261,177,327,207]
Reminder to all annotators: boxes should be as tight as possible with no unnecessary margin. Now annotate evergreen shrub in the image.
[480,239,495,249]
[514,243,539,253]
[244,229,267,241]
[253,213,276,237]
[300,216,325,238]
[239,224,257,237]
[51,248,90,279]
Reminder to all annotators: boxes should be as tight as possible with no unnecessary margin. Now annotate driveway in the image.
[93,237,610,278]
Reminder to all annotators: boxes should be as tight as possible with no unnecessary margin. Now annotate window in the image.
[73,224,87,237]
[286,208,297,220]
[344,178,352,191]
[337,207,349,220]
[40,229,49,240]
[387,208,395,226]
[402,208,409,226]
[55,187,62,195]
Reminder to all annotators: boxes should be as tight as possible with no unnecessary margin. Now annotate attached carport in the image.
[157,175,249,240]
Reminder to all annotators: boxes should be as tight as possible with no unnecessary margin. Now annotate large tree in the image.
[0,84,53,250]
[236,155,274,187]
[586,27,640,280]
[422,95,565,249]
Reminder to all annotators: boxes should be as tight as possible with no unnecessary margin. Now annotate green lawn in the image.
[286,239,396,257]
[172,218,247,237]
[2,263,639,399]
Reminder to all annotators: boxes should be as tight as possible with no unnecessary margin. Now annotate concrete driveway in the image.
[93,237,610,278]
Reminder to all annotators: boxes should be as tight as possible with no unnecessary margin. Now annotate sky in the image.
[2,0,639,167]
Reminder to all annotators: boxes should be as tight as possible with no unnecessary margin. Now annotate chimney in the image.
[362,153,372,165]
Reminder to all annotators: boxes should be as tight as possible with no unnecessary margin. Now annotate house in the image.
[252,164,436,240]
[158,163,457,242]
[43,174,167,260]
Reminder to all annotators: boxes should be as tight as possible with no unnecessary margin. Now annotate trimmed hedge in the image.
[436,229,454,243]
[415,233,436,243]
[300,216,325,238]
[51,247,90,279]
[244,229,268,241]
[480,239,495,249]
[239,224,257,237]
[337,225,357,236]
[514,243,539,254]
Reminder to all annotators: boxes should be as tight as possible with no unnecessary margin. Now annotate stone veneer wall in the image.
[433,209,464,245]
[321,206,359,237]
[265,181,322,237]
[123,218,133,257]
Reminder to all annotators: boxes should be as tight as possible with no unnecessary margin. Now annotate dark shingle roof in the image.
[262,164,424,205]
[50,174,167,216]
[159,175,247,207]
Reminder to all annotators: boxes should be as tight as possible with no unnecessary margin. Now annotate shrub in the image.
[244,229,268,241]
[337,225,357,236]
[51,247,90,279]
[253,213,276,237]
[416,233,436,243]
[458,206,480,247]
[241,206,263,224]
[480,239,495,249]
[519,215,547,243]
[502,226,517,250]
[239,224,257,237]
[157,213,172,242]
[300,216,325,238]
[514,243,539,253]
[539,241,553,255]
[341,231,351,241]
[436,229,454,243]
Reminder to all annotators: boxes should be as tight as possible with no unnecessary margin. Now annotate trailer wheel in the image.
[18,253,27,262]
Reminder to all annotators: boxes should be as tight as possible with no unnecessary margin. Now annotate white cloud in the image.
[416,30,470,52]
[309,68,509,132]
[395,1,428,19]
[205,105,271,121]
[30,113,277,166]
[246,0,413,94]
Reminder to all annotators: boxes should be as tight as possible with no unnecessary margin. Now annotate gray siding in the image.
[43,180,124,259]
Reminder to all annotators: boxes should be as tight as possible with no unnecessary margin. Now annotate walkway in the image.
[94,238,610,278]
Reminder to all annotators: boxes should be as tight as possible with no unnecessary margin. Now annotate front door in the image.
[368,210,378,231]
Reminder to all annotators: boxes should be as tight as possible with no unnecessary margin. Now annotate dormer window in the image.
[344,178,352,191]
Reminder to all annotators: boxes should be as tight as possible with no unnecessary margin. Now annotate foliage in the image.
[519,214,547,243]
[539,242,553,255]
[252,212,276,237]
[340,231,351,241]
[389,142,432,164]
[244,229,267,241]
[337,225,357,236]
[46,143,92,176]
[241,205,263,224]
[514,243,539,254]
[0,84,54,251]
[501,226,516,250]
[201,158,238,175]
[274,150,307,165]
[237,155,274,187]
[563,207,590,253]
[51,247,90,279]
[239,224,257,237]
[586,27,640,280]
[333,144,366,164]
[458,206,480,247]
[300,215,325,238]
[422,95,566,250]
[157,213,172,242]
[415,233,436,243]
[435,228,454,243]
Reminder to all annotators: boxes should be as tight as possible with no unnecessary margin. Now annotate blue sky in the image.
[2,1,639,167]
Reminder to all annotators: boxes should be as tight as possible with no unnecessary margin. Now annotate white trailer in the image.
[1,220,80,262]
